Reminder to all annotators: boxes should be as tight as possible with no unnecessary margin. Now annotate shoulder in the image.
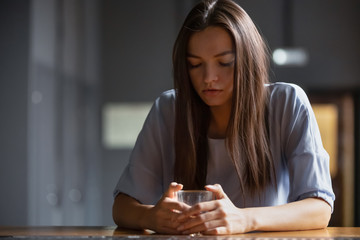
[267,82,307,100]
[266,82,310,108]
[157,89,176,103]
[147,89,176,125]
[154,89,176,113]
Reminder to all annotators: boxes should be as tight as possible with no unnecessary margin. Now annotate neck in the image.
[208,105,231,139]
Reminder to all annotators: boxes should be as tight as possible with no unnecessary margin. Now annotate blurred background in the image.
[0,0,359,227]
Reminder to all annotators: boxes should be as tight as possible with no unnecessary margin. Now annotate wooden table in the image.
[1,226,360,239]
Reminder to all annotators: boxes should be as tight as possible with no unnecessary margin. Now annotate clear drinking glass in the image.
[176,190,214,206]
[176,190,215,237]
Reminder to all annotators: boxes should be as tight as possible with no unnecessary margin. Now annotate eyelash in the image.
[219,61,234,67]
[188,61,234,69]
[188,63,201,69]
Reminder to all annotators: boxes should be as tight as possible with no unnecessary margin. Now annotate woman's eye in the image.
[219,60,234,67]
[188,63,201,69]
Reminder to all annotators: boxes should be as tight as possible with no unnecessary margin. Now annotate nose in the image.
[203,64,218,84]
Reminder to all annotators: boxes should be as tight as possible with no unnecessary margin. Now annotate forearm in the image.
[112,193,152,230]
[249,198,331,232]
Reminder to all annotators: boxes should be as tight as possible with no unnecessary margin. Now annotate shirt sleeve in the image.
[113,90,175,205]
[277,83,335,211]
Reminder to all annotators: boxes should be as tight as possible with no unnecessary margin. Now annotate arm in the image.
[112,182,189,234]
[249,197,331,232]
[176,184,331,235]
[113,91,177,208]
[112,193,152,230]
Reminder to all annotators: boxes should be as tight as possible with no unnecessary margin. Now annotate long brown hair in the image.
[173,0,275,195]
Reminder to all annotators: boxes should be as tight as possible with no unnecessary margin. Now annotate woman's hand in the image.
[143,182,190,234]
[175,184,332,235]
[176,184,251,235]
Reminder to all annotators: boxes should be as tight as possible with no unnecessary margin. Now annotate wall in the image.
[277,0,360,90]
[0,0,30,225]
[237,0,360,90]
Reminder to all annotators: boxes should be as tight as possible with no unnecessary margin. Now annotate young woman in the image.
[112,0,335,235]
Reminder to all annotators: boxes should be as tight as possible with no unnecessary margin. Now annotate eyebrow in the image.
[187,50,235,58]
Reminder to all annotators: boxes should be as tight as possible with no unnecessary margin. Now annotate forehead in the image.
[187,26,234,56]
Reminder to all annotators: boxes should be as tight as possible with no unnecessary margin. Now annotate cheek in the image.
[223,66,234,78]
[221,68,234,87]
[189,71,201,90]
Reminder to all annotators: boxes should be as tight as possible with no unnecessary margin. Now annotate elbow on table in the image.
[112,195,122,226]
[314,199,333,229]
[322,208,332,228]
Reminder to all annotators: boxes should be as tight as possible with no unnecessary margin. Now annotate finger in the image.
[181,218,225,235]
[177,214,205,233]
[177,207,221,232]
[157,199,191,225]
[202,226,228,235]
[163,197,191,213]
[155,207,184,230]
[164,182,183,199]
[205,184,228,199]
[177,200,217,221]
[157,225,183,235]
[182,224,206,235]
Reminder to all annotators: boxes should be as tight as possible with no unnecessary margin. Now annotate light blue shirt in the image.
[114,82,335,211]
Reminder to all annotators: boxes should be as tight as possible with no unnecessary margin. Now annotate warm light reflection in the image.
[312,104,338,177]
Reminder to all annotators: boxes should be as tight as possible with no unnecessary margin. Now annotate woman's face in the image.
[187,26,235,111]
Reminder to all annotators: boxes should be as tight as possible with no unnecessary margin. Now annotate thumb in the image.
[205,184,228,200]
[164,182,183,199]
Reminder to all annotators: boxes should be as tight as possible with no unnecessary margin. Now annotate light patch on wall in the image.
[312,104,338,177]
[272,48,309,66]
[103,102,153,149]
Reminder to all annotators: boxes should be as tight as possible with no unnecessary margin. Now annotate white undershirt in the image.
[206,138,242,205]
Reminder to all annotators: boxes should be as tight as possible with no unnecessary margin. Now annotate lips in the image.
[202,88,222,96]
